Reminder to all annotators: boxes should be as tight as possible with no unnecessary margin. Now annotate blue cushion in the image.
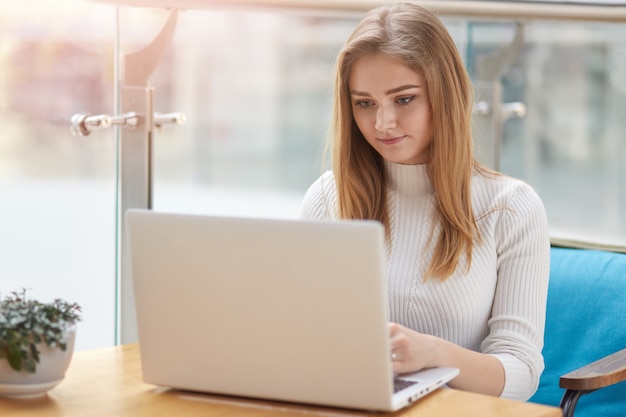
[529,247,626,416]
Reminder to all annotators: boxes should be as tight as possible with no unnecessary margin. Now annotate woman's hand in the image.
[388,322,438,374]
[388,322,505,396]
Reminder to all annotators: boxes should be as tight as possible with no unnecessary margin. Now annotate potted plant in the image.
[0,289,81,398]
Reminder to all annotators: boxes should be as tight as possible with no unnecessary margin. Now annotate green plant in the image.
[0,289,81,373]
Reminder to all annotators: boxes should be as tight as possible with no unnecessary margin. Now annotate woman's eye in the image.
[354,100,374,108]
[397,96,415,105]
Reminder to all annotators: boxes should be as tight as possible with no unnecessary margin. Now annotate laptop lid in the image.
[126,209,458,412]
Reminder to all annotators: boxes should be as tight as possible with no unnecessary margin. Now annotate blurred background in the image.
[1,0,625,350]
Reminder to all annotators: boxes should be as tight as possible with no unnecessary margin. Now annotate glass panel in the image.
[120,5,625,250]
[466,19,626,249]
[138,9,358,218]
[0,0,118,350]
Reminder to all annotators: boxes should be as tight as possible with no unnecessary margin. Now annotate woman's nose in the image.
[375,104,397,131]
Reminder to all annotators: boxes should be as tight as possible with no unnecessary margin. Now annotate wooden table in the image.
[0,344,561,417]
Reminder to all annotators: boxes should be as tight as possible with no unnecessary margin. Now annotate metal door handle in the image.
[154,112,187,129]
[473,101,527,121]
[70,111,185,137]
[70,112,139,137]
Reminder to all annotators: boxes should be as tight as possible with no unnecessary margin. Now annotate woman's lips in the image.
[378,135,406,145]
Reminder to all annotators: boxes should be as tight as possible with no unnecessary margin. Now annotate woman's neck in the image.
[384,161,433,196]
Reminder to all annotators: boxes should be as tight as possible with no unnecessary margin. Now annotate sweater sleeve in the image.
[482,182,551,401]
[298,171,337,221]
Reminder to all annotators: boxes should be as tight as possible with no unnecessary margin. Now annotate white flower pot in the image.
[0,327,76,398]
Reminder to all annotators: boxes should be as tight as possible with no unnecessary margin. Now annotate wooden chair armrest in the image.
[560,347,626,391]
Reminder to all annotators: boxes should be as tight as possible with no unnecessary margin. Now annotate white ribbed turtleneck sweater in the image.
[298,162,550,401]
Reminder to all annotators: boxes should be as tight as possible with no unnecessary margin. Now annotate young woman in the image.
[299,3,550,401]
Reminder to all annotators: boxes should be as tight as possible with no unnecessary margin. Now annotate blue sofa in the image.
[529,247,626,416]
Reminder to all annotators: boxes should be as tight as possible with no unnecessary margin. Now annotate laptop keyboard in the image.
[393,379,419,393]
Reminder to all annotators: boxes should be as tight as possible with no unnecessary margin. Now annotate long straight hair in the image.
[330,3,485,280]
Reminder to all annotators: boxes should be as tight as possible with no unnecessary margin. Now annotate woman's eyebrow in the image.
[385,84,421,95]
[350,84,421,97]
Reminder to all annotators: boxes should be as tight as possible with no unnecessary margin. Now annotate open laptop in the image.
[126,209,459,412]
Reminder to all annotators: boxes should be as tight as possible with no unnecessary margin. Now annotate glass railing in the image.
[0,0,119,350]
[108,0,626,251]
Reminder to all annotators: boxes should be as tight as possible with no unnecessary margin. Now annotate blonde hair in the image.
[330,3,485,280]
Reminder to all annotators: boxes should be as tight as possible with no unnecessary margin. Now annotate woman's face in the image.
[349,53,433,165]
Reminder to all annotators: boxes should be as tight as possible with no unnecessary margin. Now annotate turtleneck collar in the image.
[384,161,433,196]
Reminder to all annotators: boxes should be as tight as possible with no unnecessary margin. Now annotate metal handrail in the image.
[90,0,626,22]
